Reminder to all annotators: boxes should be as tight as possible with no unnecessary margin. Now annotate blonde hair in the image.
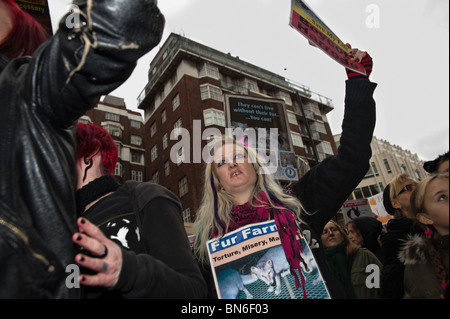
[389,174,417,219]
[410,172,449,221]
[409,172,449,291]
[193,136,306,264]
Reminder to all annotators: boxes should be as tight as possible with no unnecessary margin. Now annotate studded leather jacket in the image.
[0,0,164,298]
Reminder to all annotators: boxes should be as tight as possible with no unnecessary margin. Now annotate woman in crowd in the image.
[322,220,383,299]
[399,172,449,299]
[347,216,383,262]
[193,46,377,299]
[380,174,420,298]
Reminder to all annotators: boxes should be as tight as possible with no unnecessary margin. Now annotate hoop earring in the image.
[82,156,93,182]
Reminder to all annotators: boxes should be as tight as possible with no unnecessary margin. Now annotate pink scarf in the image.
[217,191,307,298]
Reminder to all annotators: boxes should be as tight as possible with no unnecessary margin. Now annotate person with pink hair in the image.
[73,123,206,298]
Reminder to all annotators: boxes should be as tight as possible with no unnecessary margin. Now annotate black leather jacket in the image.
[0,0,164,298]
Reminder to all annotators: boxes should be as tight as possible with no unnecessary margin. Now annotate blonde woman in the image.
[399,172,449,299]
[194,47,378,299]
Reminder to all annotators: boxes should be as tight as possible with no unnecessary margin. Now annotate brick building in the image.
[137,33,338,227]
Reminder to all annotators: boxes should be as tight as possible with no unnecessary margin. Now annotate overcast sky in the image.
[47,0,449,162]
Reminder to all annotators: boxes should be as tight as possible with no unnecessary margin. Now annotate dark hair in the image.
[423,151,449,174]
[0,0,48,59]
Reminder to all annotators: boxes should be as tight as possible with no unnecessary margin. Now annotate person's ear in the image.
[416,213,434,226]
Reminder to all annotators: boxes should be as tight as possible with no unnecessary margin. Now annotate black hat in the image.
[423,151,449,173]
[424,159,440,174]
[383,184,395,216]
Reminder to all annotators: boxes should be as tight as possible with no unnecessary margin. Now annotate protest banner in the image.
[289,0,366,75]
[207,220,330,299]
[225,95,299,182]
[368,193,393,225]
[342,199,374,225]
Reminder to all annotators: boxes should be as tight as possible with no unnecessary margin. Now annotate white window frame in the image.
[291,132,304,148]
[131,170,143,182]
[151,145,158,162]
[200,84,223,102]
[203,109,226,127]
[172,94,180,111]
[179,177,188,197]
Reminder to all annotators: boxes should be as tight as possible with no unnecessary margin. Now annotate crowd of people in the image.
[0,0,447,299]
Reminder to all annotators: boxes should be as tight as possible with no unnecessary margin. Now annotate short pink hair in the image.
[76,123,118,175]
[0,0,49,59]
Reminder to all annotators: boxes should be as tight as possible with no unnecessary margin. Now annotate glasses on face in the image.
[397,184,416,196]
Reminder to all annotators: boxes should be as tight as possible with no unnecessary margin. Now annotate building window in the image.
[177,147,185,166]
[371,162,379,175]
[172,94,180,111]
[291,132,304,148]
[152,171,159,184]
[200,85,223,102]
[245,79,258,92]
[353,184,381,199]
[173,118,183,136]
[161,109,167,123]
[131,151,142,164]
[199,63,220,80]
[287,112,298,125]
[130,120,142,129]
[150,122,157,137]
[278,91,292,105]
[114,162,122,177]
[370,184,380,196]
[131,170,143,182]
[163,133,169,150]
[384,159,392,173]
[354,188,364,199]
[131,135,142,146]
[115,142,121,158]
[151,145,158,162]
[179,176,188,197]
[204,109,226,127]
[103,124,122,138]
[182,208,192,223]
[317,141,333,155]
[164,160,170,177]
[105,112,120,122]
[400,163,407,174]
[311,122,327,135]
